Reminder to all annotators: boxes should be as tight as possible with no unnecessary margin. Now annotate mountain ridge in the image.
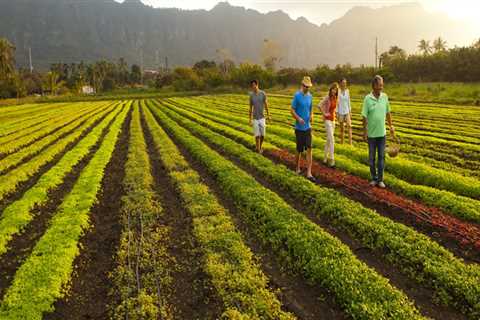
[0,0,474,69]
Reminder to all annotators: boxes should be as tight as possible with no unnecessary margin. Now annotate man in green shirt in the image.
[361,75,395,188]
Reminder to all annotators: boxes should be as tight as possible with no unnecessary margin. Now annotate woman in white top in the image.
[337,78,353,145]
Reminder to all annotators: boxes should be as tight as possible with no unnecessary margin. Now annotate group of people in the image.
[248,75,395,188]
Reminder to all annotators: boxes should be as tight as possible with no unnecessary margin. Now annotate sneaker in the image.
[378,181,386,189]
[322,159,328,165]
[328,161,336,168]
[369,180,378,187]
[307,175,316,183]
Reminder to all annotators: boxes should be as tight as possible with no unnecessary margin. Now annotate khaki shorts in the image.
[252,118,266,137]
[337,113,351,126]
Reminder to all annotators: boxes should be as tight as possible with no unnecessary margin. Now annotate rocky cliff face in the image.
[0,0,471,69]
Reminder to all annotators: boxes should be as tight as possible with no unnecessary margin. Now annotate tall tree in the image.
[43,71,65,95]
[0,38,16,79]
[418,39,432,55]
[433,37,447,52]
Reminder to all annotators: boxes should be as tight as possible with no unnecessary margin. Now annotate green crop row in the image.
[159,101,480,318]
[205,95,480,160]
[0,103,72,136]
[147,102,424,320]
[189,96,480,195]
[0,103,115,203]
[0,102,115,174]
[169,98,480,223]
[0,102,96,153]
[110,102,175,320]
[143,102,295,319]
[0,102,122,256]
[0,103,130,320]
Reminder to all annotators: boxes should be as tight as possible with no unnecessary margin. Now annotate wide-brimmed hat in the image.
[301,76,313,87]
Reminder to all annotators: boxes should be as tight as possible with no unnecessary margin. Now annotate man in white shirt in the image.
[337,78,353,145]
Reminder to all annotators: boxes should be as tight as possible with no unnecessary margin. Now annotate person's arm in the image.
[361,97,369,141]
[290,96,305,125]
[249,96,253,125]
[347,90,352,114]
[310,101,314,125]
[386,97,395,137]
[264,94,271,121]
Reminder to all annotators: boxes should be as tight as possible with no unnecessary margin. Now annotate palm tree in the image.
[0,38,16,79]
[433,37,447,52]
[418,39,432,55]
[43,71,65,95]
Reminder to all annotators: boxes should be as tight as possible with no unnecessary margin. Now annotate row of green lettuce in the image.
[156,100,480,319]
[142,101,295,319]
[0,103,130,319]
[147,101,425,320]
[167,97,480,223]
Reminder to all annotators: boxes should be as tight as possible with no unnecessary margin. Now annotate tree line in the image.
[1,37,479,99]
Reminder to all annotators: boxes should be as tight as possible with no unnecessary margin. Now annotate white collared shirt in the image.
[337,89,351,115]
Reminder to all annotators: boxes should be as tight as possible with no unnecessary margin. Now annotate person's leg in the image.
[339,117,345,144]
[306,147,313,177]
[295,130,302,173]
[255,136,260,152]
[377,136,386,182]
[368,137,377,182]
[306,129,313,177]
[347,114,353,145]
[330,121,335,165]
[259,119,265,153]
[323,121,329,163]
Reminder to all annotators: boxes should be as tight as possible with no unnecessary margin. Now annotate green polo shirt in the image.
[361,92,391,138]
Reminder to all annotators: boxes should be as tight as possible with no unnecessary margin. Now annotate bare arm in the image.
[265,99,271,120]
[362,117,368,141]
[387,112,395,137]
[249,102,253,124]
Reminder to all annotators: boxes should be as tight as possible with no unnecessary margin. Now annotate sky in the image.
[120,0,480,28]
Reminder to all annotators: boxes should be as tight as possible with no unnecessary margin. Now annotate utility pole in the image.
[140,47,144,85]
[164,56,169,72]
[28,47,33,73]
[375,37,378,70]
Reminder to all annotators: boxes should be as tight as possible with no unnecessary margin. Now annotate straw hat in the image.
[386,137,401,158]
[301,76,313,87]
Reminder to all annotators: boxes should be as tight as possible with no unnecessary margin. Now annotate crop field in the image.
[0,95,479,320]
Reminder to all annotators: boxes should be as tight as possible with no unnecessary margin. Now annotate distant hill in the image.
[0,0,474,69]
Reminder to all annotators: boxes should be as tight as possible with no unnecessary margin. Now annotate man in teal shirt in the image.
[362,75,395,188]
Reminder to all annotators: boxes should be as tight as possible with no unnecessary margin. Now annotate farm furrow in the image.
[157,101,480,319]
[0,102,116,174]
[0,102,115,206]
[0,102,130,320]
[145,102,344,319]
[147,102,426,320]
[107,102,177,319]
[163,101,480,256]
[0,102,103,158]
[170,98,480,223]
[141,105,224,320]
[44,103,131,320]
[0,103,124,301]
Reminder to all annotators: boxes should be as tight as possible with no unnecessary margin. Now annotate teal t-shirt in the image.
[361,92,391,138]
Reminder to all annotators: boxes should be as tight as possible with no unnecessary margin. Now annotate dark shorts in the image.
[295,129,312,153]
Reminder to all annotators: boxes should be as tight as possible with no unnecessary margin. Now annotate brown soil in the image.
[152,108,348,320]
[44,104,129,320]
[268,148,480,262]
[0,107,120,302]
[141,108,223,319]
[170,116,467,320]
